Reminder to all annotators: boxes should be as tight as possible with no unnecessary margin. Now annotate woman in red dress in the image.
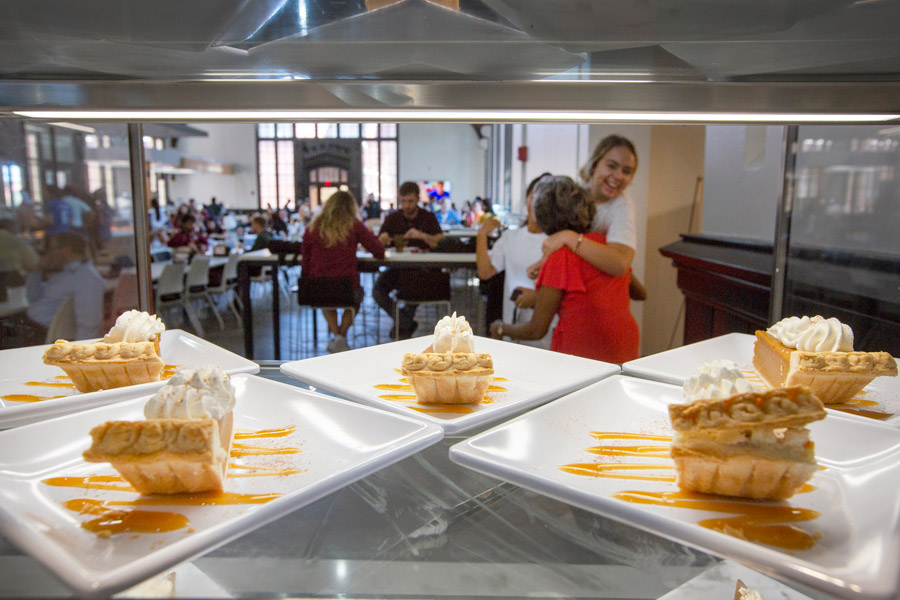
[488,175,638,363]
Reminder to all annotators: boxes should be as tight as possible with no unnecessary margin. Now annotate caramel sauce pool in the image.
[563,432,820,551]
[613,490,819,550]
[63,499,187,535]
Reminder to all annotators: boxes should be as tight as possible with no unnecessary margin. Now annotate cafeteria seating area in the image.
[159,261,484,362]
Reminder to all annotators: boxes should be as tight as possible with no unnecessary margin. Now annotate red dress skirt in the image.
[536,232,639,363]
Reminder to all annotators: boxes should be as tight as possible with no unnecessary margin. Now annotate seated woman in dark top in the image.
[301,191,385,353]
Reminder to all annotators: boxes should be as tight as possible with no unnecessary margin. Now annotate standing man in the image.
[374,181,444,338]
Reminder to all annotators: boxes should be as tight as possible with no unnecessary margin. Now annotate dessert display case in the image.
[1,3,899,598]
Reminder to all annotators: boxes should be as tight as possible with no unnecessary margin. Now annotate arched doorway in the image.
[296,139,361,210]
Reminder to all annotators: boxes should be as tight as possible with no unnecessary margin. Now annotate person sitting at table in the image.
[476,173,554,349]
[22,231,104,344]
[248,215,274,251]
[301,191,385,353]
[436,197,461,227]
[374,181,444,339]
[489,175,639,363]
[167,214,208,254]
[464,198,486,228]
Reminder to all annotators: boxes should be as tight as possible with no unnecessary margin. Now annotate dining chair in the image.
[44,295,76,343]
[205,252,242,326]
[154,261,186,332]
[295,276,363,357]
[103,271,139,331]
[182,254,219,335]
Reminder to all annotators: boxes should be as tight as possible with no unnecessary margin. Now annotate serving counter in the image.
[0,365,844,600]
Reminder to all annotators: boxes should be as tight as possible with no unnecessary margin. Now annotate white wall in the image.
[167,124,259,210]
[510,124,589,213]
[702,125,784,241]
[397,123,487,207]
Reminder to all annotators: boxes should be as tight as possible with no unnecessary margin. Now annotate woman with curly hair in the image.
[301,191,384,353]
[489,175,638,363]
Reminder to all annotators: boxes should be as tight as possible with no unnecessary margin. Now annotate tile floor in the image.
[158,267,486,362]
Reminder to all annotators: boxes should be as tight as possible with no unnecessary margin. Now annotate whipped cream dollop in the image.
[432,312,475,353]
[144,366,235,420]
[767,315,853,352]
[683,359,757,401]
[104,310,166,344]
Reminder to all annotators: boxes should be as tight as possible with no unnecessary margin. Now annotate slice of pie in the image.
[83,418,230,494]
[43,340,165,393]
[401,352,494,404]
[668,387,826,500]
[754,330,897,404]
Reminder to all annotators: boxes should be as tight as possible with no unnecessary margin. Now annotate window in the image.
[256,122,398,209]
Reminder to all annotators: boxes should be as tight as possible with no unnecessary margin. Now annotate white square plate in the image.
[0,329,258,429]
[280,336,620,434]
[0,374,442,596]
[449,375,900,600]
[622,333,900,425]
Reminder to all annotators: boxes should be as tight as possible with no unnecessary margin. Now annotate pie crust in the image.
[753,330,897,404]
[401,352,494,404]
[668,387,825,500]
[84,415,233,495]
[43,339,165,393]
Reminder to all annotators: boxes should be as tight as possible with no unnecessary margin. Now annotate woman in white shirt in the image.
[528,135,639,280]
[476,173,555,349]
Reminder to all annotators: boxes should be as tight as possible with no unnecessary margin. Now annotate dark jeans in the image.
[373,267,450,335]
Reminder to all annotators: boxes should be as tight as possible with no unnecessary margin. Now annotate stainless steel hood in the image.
[1,0,899,118]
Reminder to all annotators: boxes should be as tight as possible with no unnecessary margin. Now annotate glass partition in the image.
[0,120,137,350]
[784,125,900,356]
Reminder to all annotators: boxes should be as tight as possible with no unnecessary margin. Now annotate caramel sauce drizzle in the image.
[379,394,418,401]
[44,475,135,493]
[829,406,891,420]
[612,490,820,551]
[234,425,297,440]
[230,443,301,457]
[560,463,675,482]
[374,368,507,412]
[562,432,821,551]
[586,445,672,459]
[591,432,672,442]
[227,466,306,478]
[24,381,75,388]
[409,405,475,414]
[2,394,67,403]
